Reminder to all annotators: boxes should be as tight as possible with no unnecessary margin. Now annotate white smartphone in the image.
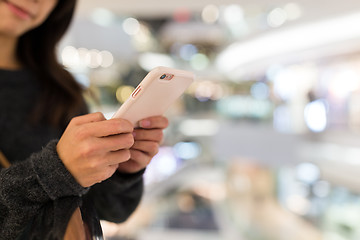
[112,66,195,125]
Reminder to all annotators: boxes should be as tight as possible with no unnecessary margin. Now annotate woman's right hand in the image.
[57,112,134,187]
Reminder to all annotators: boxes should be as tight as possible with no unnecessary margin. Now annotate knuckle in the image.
[79,143,96,159]
[74,126,88,140]
[119,133,134,148]
[88,160,100,171]
[126,134,135,146]
[70,116,82,125]
[124,149,131,159]
[93,112,105,120]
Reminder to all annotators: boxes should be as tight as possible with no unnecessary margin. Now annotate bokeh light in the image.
[173,142,201,160]
[190,53,209,71]
[304,99,328,132]
[99,50,114,68]
[123,17,141,35]
[267,8,288,28]
[116,85,135,103]
[202,5,220,24]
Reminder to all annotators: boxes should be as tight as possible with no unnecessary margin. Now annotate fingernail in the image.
[140,120,151,128]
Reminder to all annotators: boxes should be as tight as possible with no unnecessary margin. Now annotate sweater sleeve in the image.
[84,169,145,223]
[0,139,88,239]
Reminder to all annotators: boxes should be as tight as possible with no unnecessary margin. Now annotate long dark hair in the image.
[17,0,86,128]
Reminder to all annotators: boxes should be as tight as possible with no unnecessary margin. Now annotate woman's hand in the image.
[117,116,169,174]
[57,112,134,187]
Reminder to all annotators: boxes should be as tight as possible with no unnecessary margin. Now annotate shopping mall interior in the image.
[60,0,360,239]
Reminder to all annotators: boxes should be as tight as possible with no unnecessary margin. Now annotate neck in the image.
[0,35,21,70]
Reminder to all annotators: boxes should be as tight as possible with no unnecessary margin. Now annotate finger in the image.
[133,129,163,142]
[86,118,134,138]
[70,112,106,126]
[106,149,131,165]
[117,158,145,174]
[94,133,134,152]
[131,141,159,157]
[138,116,169,129]
[130,149,152,166]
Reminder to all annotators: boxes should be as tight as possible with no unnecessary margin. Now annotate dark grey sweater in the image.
[0,69,144,239]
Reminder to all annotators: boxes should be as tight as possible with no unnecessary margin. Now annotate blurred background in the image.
[60,0,360,239]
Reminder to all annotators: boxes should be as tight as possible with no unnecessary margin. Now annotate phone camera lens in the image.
[160,74,166,79]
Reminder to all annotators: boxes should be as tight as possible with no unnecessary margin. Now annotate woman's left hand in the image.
[117,116,169,173]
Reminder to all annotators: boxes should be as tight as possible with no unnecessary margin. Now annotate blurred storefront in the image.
[59,1,360,239]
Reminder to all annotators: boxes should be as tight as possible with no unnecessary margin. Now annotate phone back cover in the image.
[112,67,194,125]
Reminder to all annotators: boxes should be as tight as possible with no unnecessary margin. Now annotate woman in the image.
[0,0,168,239]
